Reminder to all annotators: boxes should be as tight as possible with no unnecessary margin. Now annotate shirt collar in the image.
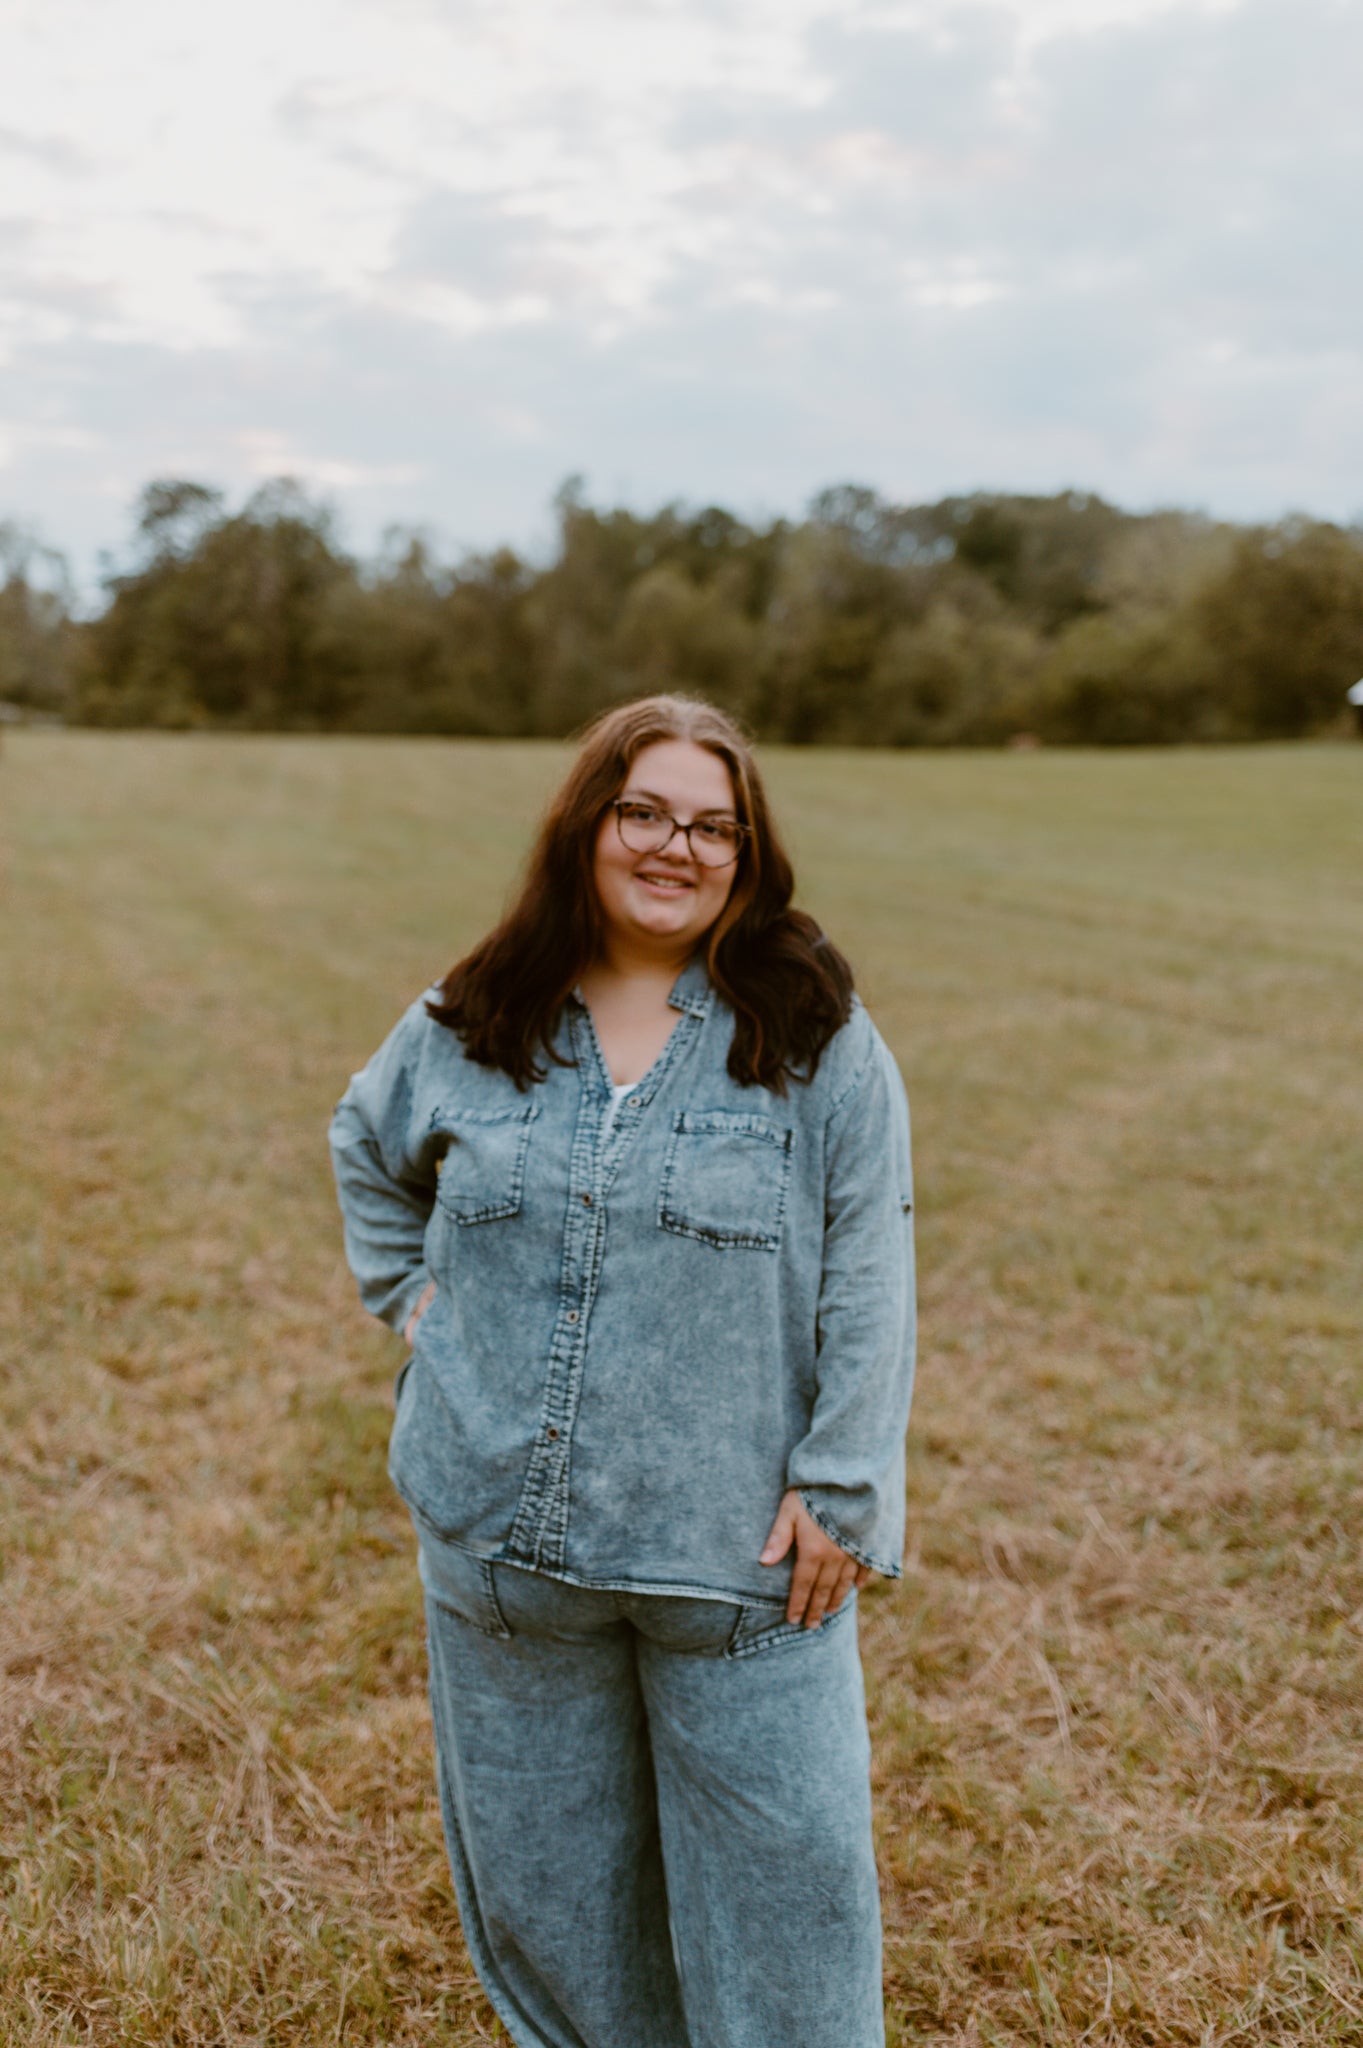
[667,953,714,1018]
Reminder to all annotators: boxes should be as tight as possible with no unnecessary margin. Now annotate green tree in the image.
[611,565,760,714]
[865,602,1044,746]
[0,523,78,716]
[67,473,1363,745]
[946,491,1124,630]
[1035,610,1220,745]
[1191,519,1363,737]
[81,479,358,728]
[757,517,914,742]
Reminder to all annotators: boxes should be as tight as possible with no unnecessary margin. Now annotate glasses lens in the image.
[616,803,672,853]
[689,820,743,867]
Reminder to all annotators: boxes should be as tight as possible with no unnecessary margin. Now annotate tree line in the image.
[4,477,1363,744]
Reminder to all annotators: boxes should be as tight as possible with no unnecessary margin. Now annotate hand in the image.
[403,1280,436,1346]
[760,1489,872,1629]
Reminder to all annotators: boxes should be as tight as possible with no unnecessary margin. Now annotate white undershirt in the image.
[600,1081,636,1140]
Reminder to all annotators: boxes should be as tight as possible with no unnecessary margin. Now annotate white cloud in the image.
[1,0,1360,582]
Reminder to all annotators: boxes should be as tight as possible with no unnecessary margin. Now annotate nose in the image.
[653,822,694,863]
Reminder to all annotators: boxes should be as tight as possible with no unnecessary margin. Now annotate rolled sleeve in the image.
[785,1031,916,1577]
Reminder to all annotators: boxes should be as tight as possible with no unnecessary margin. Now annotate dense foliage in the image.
[0,523,81,721]
[6,478,1363,742]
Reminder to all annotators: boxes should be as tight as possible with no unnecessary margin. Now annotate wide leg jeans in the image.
[419,1536,886,2048]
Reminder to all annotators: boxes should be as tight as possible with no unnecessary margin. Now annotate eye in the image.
[694,819,740,847]
[620,802,664,825]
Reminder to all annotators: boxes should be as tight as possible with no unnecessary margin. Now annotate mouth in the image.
[633,870,695,893]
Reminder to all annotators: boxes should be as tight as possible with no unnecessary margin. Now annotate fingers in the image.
[759,1495,799,1568]
[827,1558,860,1614]
[785,1527,860,1629]
[404,1280,436,1346]
[786,1550,820,1626]
[794,1555,859,1630]
[765,1489,874,1627]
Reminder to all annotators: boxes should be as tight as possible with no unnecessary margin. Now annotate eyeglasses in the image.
[611,799,750,869]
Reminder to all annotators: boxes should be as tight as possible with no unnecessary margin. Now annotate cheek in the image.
[702,865,738,916]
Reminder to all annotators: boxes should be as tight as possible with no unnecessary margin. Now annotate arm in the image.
[777,1026,916,1609]
[328,998,441,1337]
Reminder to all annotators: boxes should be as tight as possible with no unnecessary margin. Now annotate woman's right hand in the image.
[404,1279,436,1346]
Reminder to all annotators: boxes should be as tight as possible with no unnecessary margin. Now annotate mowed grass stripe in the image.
[1,732,1360,2046]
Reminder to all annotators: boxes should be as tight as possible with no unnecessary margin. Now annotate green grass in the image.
[2,731,1361,2045]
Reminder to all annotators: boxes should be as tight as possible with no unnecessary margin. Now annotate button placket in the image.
[507,991,712,1572]
[509,1013,617,1568]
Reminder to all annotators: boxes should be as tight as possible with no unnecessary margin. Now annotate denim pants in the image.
[419,1536,886,2048]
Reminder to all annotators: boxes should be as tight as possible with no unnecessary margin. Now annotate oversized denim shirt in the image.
[328,957,916,1605]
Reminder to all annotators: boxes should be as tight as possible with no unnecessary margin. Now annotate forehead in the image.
[622,738,736,812]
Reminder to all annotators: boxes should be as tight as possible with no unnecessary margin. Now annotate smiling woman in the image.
[328,693,916,2048]
[589,756,744,1010]
[422,696,857,1095]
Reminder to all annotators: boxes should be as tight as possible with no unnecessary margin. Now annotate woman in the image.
[329,694,915,2048]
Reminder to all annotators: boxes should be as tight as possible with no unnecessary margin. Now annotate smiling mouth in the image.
[634,871,694,891]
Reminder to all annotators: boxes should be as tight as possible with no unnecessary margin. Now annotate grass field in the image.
[1,730,1361,2047]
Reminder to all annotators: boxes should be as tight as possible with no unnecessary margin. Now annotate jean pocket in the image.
[432,1102,539,1226]
[658,1109,795,1251]
[416,1522,512,1639]
[725,1594,856,1659]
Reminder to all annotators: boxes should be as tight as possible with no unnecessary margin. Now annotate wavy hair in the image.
[426,694,854,1092]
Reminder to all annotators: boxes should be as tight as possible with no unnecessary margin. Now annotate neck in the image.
[585,932,696,992]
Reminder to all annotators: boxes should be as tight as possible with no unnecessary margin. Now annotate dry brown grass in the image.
[1,732,1360,2045]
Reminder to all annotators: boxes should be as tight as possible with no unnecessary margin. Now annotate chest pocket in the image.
[433,1102,539,1225]
[658,1109,795,1252]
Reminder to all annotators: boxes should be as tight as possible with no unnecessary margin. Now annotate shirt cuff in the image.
[797,1488,903,1579]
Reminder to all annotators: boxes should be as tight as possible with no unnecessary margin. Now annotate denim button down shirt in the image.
[329,957,916,1604]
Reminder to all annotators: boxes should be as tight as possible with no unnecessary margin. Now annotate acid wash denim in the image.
[421,1550,883,2048]
[329,956,915,2047]
[328,954,916,1604]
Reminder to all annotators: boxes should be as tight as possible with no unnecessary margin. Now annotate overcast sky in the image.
[3,0,1360,580]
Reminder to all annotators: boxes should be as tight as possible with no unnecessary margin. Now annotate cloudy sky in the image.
[3,0,1359,579]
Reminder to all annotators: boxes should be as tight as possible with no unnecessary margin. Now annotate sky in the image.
[3,0,1360,583]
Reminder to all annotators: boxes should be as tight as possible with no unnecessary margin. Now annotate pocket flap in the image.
[415,1521,511,1639]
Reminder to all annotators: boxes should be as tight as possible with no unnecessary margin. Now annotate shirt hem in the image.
[409,1517,790,1610]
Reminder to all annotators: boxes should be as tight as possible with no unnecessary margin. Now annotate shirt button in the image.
[581,1193,593,1207]
[546,1425,560,1441]
[566,1309,579,1324]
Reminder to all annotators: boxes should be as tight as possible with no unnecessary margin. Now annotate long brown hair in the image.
[426,694,854,1091]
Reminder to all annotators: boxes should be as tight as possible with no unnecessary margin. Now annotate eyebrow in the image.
[621,787,739,820]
